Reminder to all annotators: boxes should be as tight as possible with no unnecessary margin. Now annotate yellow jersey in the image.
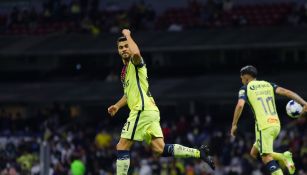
[121,58,159,111]
[238,80,280,130]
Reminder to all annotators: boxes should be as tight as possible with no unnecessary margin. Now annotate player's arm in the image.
[107,95,127,117]
[122,29,143,66]
[231,87,247,137]
[231,99,246,137]
[275,87,307,111]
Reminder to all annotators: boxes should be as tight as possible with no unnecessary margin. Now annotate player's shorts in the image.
[254,126,280,155]
[120,110,163,144]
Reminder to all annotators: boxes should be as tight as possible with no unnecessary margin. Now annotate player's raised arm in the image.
[122,29,143,66]
[275,87,307,112]
[107,95,127,117]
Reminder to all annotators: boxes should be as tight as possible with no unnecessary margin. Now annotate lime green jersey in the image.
[238,80,280,130]
[121,58,159,111]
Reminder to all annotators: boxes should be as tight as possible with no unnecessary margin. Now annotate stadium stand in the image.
[0,0,306,175]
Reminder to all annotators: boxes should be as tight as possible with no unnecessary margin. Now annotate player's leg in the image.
[270,126,295,174]
[148,119,215,170]
[250,145,259,160]
[271,151,295,174]
[259,127,283,175]
[262,154,283,175]
[271,152,286,170]
[268,125,286,168]
[252,126,263,161]
[117,111,140,175]
[150,137,214,169]
[141,110,214,169]
[281,151,295,174]
[145,111,205,159]
[116,138,134,175]
[150,137,200,158]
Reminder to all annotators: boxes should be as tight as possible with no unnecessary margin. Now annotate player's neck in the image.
[122,59,129,65]
[247,78,256,84]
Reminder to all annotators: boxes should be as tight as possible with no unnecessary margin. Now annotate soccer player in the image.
[107,29,215,175]
[230,65,307,175]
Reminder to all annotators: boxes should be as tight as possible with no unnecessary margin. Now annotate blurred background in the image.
[0,0,307,174]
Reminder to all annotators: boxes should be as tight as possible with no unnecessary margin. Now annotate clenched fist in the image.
[108,105,119,117]
[230,125,237,137]
[122,29,131,37]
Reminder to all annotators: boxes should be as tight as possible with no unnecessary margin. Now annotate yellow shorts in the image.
[254,126,280,155]
[120,110,163,144]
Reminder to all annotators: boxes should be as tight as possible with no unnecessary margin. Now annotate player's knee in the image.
[264,160,281,174]
[261,154,273,164]
[151,139,165,155]
[152,143,164,154]
[152,146,164,154]
[116,142,124,150]
[250,149,257,159]
[116,139,132,150]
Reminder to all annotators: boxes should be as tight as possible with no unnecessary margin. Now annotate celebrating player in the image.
[230,65,307,175]
[107,29,215,175]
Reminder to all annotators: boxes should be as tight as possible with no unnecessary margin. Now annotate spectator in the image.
[105,71,119,82]
[70,0,81,23]
[10,6,21,25]
[42,2,52,22]
[80,17,100,36]
[223,0,233,12]
[1,0,307,36]
[94,130,111,149]
[70,159,86,175]
[139,159,152,175]
[168,23,183,32]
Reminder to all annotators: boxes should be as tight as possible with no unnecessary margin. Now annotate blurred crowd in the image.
[0,103,307,175]
[0,0,156,35]
[0,0,307,35]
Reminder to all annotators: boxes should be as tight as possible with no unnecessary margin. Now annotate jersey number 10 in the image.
[257,97,277,116]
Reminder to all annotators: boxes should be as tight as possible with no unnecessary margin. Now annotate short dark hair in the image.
[240,65,257,78]
[117,36,127,43]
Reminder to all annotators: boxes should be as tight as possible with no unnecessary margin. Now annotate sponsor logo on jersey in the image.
[123,80,129,88]
[267,117,279,123]
[250,84,271,90]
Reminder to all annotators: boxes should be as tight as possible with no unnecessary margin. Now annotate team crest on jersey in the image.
[123,80,129,88]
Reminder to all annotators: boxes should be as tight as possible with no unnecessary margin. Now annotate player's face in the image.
[240,75,248,85]
[118,41,131,63]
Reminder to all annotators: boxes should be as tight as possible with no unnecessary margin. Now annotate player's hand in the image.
[230,125,237,137]
[122,29,131,37]
[107,105,119,117]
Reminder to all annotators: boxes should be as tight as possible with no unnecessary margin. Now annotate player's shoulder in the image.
[247,80,270,87]
[238,85,247,99]
[260,80,271,84]
[130,57,146,68]
[127,60,146,71]
[239,85,247,91]
[238,85,247,94]
[259,80,278,88]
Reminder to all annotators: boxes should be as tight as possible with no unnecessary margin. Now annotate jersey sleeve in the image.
[238,86,247,101]
[131,57,145,68]
[270,82,278,93]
